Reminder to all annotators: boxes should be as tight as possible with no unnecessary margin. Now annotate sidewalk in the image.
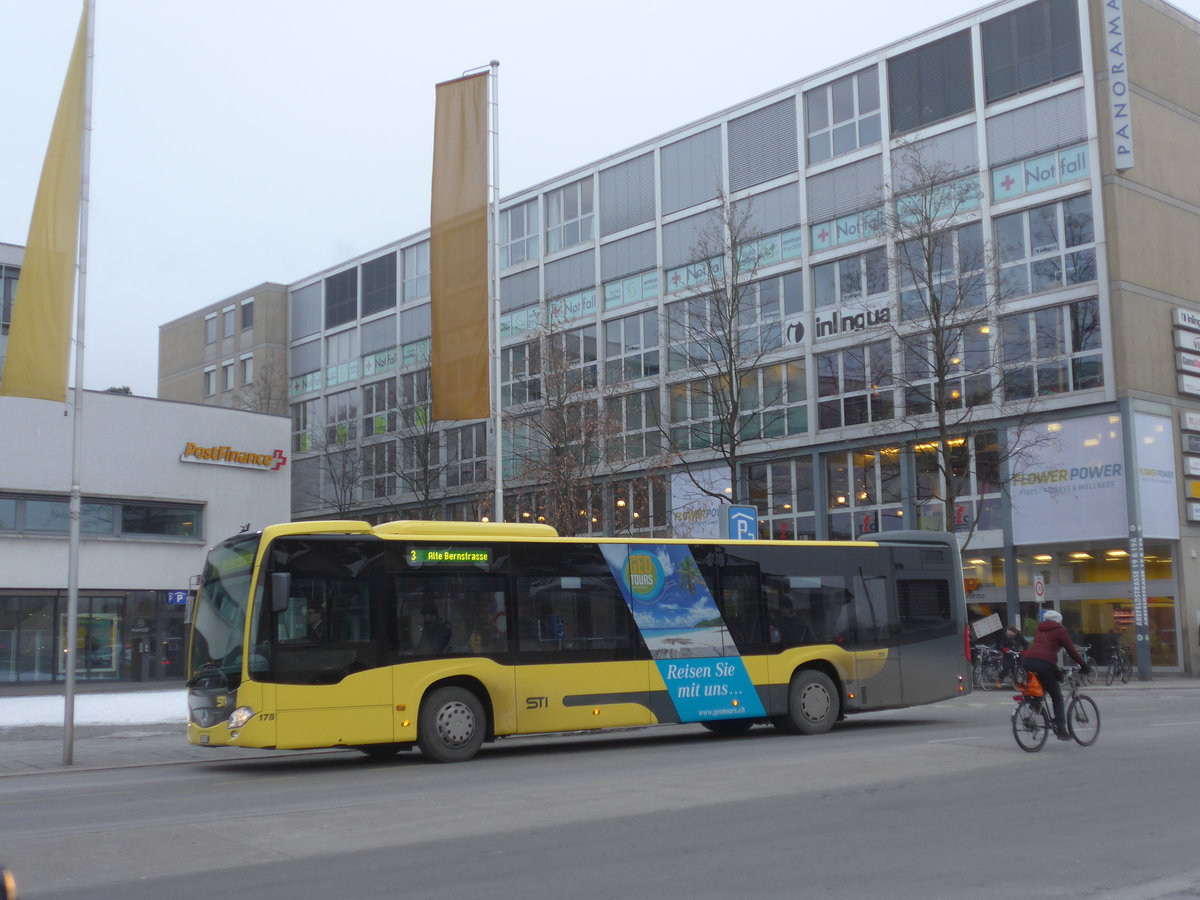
[1,676,1195,777]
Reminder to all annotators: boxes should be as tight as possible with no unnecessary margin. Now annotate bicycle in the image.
[1105,644,1133,686]
[1076,643,1098,686]
[1011,667,1100,752]
[974,644,1004,691]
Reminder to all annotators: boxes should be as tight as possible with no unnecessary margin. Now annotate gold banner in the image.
[0,3,87,402]
[430,71,489,421]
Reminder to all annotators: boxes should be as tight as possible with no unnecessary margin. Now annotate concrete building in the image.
[0,391,290,684]
[166,0,1200,676]
[158,282,290,416]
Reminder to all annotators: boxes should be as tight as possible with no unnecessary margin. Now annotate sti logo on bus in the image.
[624,551,664,602]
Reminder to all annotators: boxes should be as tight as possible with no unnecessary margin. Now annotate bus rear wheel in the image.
[777,670,838,735]
[418,686,486,763]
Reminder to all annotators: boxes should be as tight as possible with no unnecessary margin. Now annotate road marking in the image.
[927,737,984,743]
[1149,721,1200,727]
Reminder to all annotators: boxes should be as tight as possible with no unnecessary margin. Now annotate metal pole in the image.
[489,60,503,523]
[64,0,96,766]
[1119,398,1152,681]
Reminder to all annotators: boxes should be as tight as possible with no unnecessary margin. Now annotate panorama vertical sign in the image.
[1105,0,1135,169]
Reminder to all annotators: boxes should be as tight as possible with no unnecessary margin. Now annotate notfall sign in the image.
[180,442,289,472]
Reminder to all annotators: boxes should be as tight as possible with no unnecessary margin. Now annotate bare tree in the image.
[867,141,1055,543]
[503,312,622,536]
[385,368,492,521]
[293,426,363,519]
[662,190,782,504]
[238,356,288,416]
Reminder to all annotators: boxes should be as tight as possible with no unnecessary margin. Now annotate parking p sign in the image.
[725,505,758,541]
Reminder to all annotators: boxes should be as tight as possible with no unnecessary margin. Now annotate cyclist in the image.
[1022,609,1091,740]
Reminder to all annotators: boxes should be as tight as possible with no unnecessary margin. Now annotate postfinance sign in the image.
[180,442,288,472]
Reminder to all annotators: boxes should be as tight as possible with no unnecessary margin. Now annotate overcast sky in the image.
[4,0,1198,397]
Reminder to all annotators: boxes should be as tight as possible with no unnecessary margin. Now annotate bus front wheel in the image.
[777,670,838,735]
[418,686,486,763]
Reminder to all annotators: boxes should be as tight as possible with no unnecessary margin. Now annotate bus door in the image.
[512,573,652,734]
[850,571,903,709]
[893,575,963,705]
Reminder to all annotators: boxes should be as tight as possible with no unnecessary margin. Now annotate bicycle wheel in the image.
[1067,695,1101,746]
[1082,658,1097,686]
[1120,661,1132,685]
[1012,699,1050,752]
[980,664,997,691]
[1105,661,1117,686]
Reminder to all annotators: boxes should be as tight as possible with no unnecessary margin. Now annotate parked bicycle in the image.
[1106,643,1134,685]
[973,644,1005,691]
[1011,667,1100,752]
[1076,643,1098,685]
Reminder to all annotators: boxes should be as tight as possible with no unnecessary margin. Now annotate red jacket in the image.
[1023,620,1086,667]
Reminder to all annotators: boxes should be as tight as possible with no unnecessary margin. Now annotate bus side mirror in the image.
[271,572,291,614]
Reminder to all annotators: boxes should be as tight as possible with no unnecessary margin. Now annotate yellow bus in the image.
[186,520,971,762]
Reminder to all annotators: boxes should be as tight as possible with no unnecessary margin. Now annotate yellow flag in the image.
[430,71,489,421]
[0,4,88,402]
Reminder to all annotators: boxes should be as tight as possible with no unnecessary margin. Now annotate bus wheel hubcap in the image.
[800,684,830,722]
[436,702,475,747]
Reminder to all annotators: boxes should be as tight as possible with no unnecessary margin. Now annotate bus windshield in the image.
[186,534,260,687]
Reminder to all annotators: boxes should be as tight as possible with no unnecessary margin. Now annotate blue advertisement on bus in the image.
[600,544,765,722]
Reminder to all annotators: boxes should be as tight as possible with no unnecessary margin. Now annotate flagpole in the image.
[489,60,504,524]
[63,0,95,766]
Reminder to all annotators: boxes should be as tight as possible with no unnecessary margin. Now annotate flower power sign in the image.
[601,544,765,722]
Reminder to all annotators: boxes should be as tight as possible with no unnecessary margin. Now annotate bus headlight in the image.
[228,706,255,729]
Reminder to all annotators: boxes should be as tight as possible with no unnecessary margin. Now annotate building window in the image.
[291,398,319,451]
[204,315,217,344]
[240,354,254,385]
[546,324,598,390]
[403,241,431,302]
[1,264,19,329]
[737,274,799,355]
[995,195,1095,300]
[898,222,985,321]
[913,433,1002,533]
[241,298,254,330]
[400,304,431,368]
[605,389,661,462]
[0,494,202,539]
[443,423,488,487]
[747,456,816,540]
[805,67,881,165]
[668,378,723,451]
[665,295,721,373]
[813,247,888,309]
[901,325,993,415]
[203,367,216,396]
[325,269,358,328]
[604,310,659,385]
[1000,297,1102,400]
[222,306,236,338]
[610,477,667,534]
[825,446,904,538]
[362,252,398,316]
[816,340,894,429]
[325,389,358,443]
[362,378,398,436]
[400,369,431,427]
[222,361,234,392]
[501,199,540,268]
[740,361,808,440]
[887,30,974,136]
[545,176,594,254]
[362,441,396,499]
[982,0,1081,104]
[501,341,541,406]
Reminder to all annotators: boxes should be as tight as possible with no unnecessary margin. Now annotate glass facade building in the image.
[168,0,1200,676]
